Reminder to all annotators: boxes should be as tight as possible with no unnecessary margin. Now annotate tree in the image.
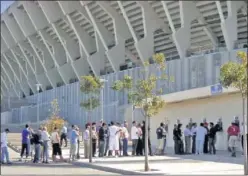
[219,51,247,175]
[80,75,103,163]
[43,99,65,134]
[112,53,174,171]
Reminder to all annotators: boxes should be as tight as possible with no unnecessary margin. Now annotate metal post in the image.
[101,88,104,121]
[36,84,41,125]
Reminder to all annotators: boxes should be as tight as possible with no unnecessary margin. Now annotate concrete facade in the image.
[148,92,246,151]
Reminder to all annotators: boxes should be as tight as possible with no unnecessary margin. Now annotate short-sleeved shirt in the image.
[22,128,30,144]
[70,130,78,144]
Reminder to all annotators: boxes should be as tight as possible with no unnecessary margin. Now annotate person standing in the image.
[209,122,217,155]
[227,121,240,157]
[33,128,42,163]
[195,123,207,155]
[191,123,197,154]
[1,129,11,164]
[184,125,191,154]
[51,127,64,162]
[203,123,209,154]
[98,123,107,157]
[136,123,143,156]
[173,124,179,154]
[131,121,139,156]
[122,123,129,156]
[20,124,31,161]
[41,127,50,163]
[156,123,165,155]
[142,121,153,156]
[69,125,79,161]
[60,124,68,147]
[104,124,110,156]
[108,121,120,157]
[83,124,90,159]
[92,125,98,157]
[162,124,168,154]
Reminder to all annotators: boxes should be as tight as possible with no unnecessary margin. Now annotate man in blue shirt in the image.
[69,125,79,161]
[20,124,31,161]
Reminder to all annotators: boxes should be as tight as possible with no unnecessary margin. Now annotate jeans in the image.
[60,133,67,146]
[1,147,10,163]
[42,141,49,162]
[209,137,216,154]
[192,135,196,154]
[132,139,138,155]
[196,140,204,154]
[20,143,29,158]
[34,144,41,162]
[122,138,128,156]
[99,140,105,157]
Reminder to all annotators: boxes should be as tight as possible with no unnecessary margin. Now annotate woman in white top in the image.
[51,127,64,162]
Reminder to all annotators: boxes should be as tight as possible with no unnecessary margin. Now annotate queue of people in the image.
[172,119,247,157]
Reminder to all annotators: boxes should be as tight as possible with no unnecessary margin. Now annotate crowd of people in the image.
[171,119,247,157]
[1,118,247,164]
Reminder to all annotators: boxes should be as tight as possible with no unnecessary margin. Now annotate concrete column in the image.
[98,1,133,71]
[136,1,171,62]
[216,1,245,51]
[83,2,117,72]
[23,1,67,85]
[163,1,218,58]
[59,1,104,76]
[2,54,28,96]
[1,62,17,95]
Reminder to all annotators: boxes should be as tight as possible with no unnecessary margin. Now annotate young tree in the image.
[219,51,247,175]
[112,53,174,171]
[80,75,104,163]
[43,99,65,134]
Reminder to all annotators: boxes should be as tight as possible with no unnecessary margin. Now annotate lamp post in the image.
[99,79,108,122]
[36,84,42,125]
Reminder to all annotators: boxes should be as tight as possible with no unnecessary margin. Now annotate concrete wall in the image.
[147,93,246,151]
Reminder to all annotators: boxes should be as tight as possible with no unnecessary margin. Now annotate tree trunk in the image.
[144,113,150,171]
[242,95,248,175]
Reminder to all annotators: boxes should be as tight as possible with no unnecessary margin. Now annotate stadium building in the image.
[1,1,247,150]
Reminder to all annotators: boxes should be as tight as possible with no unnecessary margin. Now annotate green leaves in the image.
[80,97,100,111]
[80,75,104,94]
[220,51,247,95]
[80,75,102,111]
[111,52,173,118]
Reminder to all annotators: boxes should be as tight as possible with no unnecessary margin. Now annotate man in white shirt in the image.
[131,121,139,156]
[195,123,207,155]
[1,129,11,164]
[184,125,192,154]
[108,121,121,157]
[60,125,68,147]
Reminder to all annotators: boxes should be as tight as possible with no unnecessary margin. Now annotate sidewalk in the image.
[58,147,245,175]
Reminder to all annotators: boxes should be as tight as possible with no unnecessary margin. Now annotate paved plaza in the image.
[1,146,245,175]
[1,149,119,176]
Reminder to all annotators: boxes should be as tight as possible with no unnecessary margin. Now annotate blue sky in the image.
[1,1,14,13]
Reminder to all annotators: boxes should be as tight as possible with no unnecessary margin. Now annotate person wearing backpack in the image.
[156,123,166,155]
